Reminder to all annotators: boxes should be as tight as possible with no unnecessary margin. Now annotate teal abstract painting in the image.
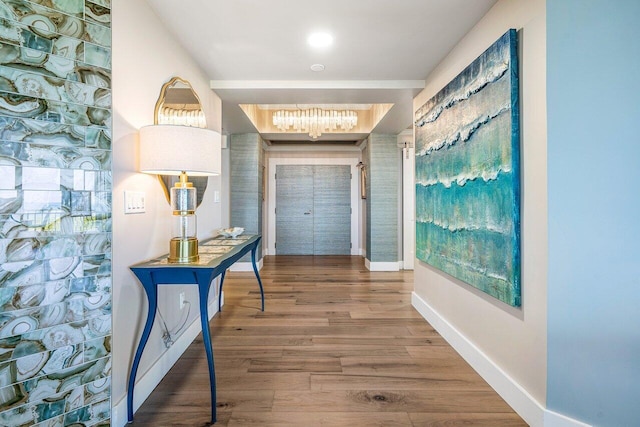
[414,29,521,306]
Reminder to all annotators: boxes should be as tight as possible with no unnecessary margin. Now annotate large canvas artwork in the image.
[414,29,521,306]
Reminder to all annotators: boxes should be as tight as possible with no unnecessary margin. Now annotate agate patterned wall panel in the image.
[414,29,521,307]
[0,1,112,425]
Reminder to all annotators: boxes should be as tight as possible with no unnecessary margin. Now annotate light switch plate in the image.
[124,191,146,214]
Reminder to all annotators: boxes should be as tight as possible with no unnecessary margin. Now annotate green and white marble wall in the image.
[365,134,399,268]
[230,133,263,261]
[0,0,112,426]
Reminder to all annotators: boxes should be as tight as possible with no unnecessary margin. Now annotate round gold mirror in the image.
[154,77,209,207]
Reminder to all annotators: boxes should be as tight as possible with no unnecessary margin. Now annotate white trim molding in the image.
[210,80,425,90]
[411,292,591,427]
[545,410,592,427]
[365,259,400,271]
[230,258,263,272]
[267,157,361,256]
[399,129,415,270]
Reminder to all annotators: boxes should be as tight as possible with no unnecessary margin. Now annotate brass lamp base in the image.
[168,237,199,263]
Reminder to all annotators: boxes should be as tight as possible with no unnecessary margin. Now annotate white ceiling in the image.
[146,0,497,141]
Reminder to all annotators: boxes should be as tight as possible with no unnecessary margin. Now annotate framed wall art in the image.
[414,29,521,306]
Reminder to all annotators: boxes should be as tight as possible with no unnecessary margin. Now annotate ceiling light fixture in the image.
[310,63,325,72]
[272,108,357,139]
[307,32,333,48]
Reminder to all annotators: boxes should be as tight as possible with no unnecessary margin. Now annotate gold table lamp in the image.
[139,125,221,263]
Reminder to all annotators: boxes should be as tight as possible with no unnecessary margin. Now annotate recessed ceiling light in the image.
[310,63,325,72]
[307,32,333,48]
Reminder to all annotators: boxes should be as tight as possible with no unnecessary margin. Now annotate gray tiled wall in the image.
[366,134,399,262]
[230,134,263,260]
[0,1,112,425]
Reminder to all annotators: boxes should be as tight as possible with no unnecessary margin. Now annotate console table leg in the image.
[127,274,158,423]
[251,243,265,311]
[198,274,217,424]
[217,270,227,313]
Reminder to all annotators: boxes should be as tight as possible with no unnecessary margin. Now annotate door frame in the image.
[267,157,361,256]
[400,129,415,270]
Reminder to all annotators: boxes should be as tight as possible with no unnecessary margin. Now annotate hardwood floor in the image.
[131,256,527,426]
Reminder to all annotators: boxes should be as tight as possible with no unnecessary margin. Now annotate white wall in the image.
[111,0,223,423]
[412,0,547,421]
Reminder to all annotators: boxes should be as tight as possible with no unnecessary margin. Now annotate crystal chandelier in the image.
[272,108,358,138]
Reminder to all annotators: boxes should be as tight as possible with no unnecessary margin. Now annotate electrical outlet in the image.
[179,292,186,309]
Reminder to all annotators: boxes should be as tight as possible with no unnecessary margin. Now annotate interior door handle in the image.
[304,211,312,215]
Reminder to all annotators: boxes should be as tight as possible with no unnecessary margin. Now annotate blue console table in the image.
[127,234,264,424]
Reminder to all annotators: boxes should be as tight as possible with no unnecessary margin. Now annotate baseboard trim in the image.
[364,259,400,271]
[229,258,263,272]
[111,301,218,427]
[411,292,590,427]
[544,410,591,427]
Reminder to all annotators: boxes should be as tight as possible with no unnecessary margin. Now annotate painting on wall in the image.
[414,29,521,307]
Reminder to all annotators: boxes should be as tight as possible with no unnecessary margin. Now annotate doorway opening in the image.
[275,165,351,255]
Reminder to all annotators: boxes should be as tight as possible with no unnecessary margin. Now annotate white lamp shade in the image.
[139,125,221,176]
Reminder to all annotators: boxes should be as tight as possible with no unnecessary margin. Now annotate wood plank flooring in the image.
[131,256,527,426]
